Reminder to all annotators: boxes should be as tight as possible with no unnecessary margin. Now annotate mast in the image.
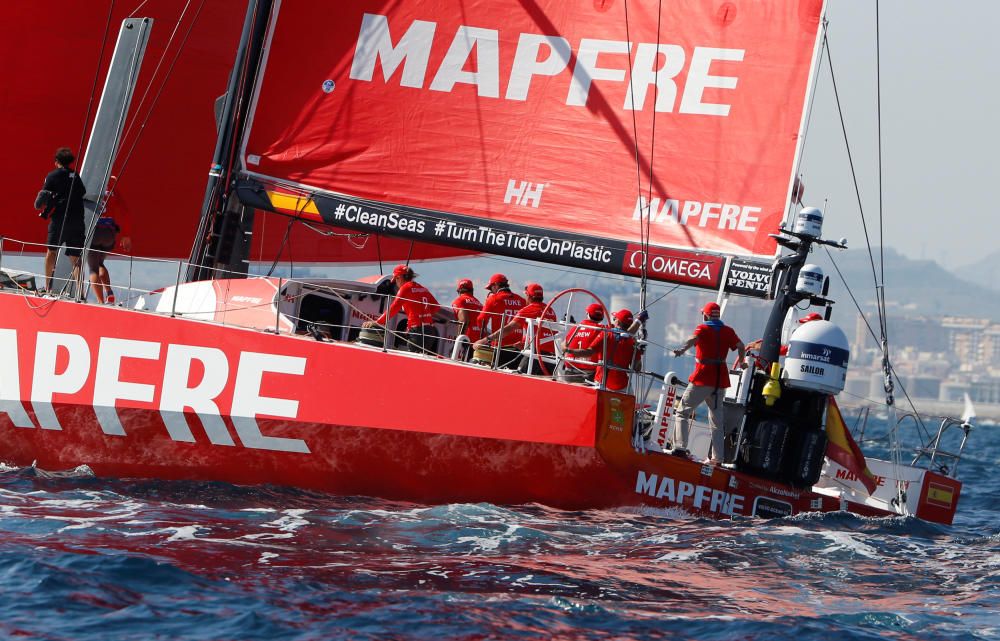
[50,18,153,297]
[186,0,274,282]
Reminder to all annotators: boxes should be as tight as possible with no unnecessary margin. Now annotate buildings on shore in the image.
[603,287,1000,419]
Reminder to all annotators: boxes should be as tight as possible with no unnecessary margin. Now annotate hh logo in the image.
[504,180,545,208]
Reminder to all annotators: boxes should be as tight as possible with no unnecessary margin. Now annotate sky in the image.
[798,0,1000,270]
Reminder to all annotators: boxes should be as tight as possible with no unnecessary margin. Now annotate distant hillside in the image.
[954,250,1000,293]
[813,247,1000,321]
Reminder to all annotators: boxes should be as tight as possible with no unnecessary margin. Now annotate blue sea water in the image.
[0,419,997,640]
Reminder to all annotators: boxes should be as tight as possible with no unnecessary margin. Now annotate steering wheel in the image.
[535,288,609,378]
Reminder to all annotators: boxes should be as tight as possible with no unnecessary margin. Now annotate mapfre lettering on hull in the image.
[0,329,310,454]
[350,13,745,115]
[636,471,745,516]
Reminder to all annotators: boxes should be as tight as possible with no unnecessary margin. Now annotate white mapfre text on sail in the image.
[350,13,744,115]
[632,196,761,231]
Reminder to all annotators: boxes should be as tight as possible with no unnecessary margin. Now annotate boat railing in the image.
[850,403,972,479]
[0,237,644,393]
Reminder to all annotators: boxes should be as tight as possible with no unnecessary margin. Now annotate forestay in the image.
[240,0,824,292]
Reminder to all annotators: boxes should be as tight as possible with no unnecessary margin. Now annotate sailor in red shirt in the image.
[451,278,483,359]
[363,264,440,354]
[565,309,641,391]
[671,302,746,464]
[510,283,559,373]
[563,303,605,382]
[472,273,526,368]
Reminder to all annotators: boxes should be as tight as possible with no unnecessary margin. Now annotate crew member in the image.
[363,264,440,354]
[35,147,86,292]
[87,177,133,305]
[672,302,746,464]
[477,283,557,374]
[472,273,525,368]
[565,309,642,391]
[451,278,483,359]
[563,303,606,382]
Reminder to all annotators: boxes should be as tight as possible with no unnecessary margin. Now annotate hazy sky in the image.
[799,0,1000,270]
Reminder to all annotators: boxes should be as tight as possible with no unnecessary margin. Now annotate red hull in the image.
[0,291,960,523]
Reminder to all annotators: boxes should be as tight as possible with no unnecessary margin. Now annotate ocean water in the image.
[0,420,997,641]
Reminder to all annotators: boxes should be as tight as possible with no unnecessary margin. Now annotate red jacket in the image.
[689,323,741,388]
[451,293,484,342]
[477,289,526,347]
[515,302,558,354]
[377,281,439,329]
[566,319,603,371]
[586,328,637,391]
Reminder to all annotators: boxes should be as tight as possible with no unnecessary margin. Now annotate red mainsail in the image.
[1,1,463,265]
[241,0,824,288]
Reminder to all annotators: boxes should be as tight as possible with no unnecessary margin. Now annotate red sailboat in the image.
[0,0,971,524]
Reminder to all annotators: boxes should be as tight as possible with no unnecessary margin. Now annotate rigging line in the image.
[799,18,829,154]
[113,0,206,186]
[126,1,150,18]
[119,0,194,147]
[265,196,307,277]
[622,0,650,296]
[823,34,883,321]
[52,0,117,249]
[641,0,665,311]
[823,245,929,434]
[875,0,886,308]
[642,284,681,310]
[404,240,414,268]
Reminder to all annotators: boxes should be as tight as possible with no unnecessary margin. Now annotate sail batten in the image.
[241,0,824,288]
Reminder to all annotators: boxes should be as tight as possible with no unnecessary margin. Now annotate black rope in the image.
[823,246,929,437]
[824,34,881,305]
[874,0,893,406]
[622,1,649,301]
[643,0,664,312]
[404,240,414,267]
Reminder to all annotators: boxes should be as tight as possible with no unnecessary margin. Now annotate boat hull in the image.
[0,292,961,523]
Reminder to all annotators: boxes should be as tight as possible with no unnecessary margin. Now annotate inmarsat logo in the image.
[822,347,832,358]
[504,180,545,208]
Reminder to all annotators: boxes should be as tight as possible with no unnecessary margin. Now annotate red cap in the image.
[799,312,823,323]
[456,278,473,292]
[613,309,634,325]
[525,283,543,298]
[392,264,410,278]
[702,302,721,316]
[487,273,507,288]
[586,303,604,318]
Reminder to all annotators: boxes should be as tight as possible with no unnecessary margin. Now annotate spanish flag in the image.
[825,396,878,495]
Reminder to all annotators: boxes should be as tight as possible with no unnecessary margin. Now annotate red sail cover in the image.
[242,0,824,288]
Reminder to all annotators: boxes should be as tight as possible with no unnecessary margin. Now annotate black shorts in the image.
[406,325,439,355]
[47,218,85,257]
[86,249,109,272]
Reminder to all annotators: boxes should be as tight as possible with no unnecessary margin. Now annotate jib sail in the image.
[239,0,825,292]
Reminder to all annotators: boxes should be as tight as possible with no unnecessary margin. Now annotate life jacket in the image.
[91,216,120,250]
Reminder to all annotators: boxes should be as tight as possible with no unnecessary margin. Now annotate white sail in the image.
[961,392,976,425]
